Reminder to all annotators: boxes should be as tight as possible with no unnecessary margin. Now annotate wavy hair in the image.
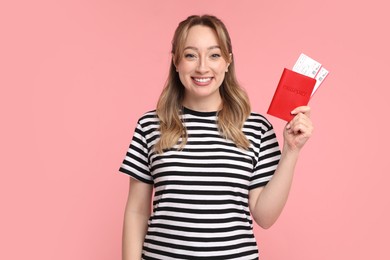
[155,15,251,153]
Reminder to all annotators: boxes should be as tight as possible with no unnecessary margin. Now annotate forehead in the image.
[184,25,219,48]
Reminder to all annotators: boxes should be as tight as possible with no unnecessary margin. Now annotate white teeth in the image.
[194,77,211,83]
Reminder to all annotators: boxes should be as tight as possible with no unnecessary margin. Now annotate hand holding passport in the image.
[267,54,329,121]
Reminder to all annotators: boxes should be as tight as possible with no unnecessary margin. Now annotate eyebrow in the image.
[183,45,220,51]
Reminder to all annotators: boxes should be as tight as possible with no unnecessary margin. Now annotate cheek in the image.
[177,73,187,86]
[215,66,228,78]
[177,67,191,87]
[213,62,228,73]
[177,63,193,76]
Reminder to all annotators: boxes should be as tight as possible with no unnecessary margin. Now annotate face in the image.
[175,25,230,111]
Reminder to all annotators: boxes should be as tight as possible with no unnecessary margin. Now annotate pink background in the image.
[1,0,389,259]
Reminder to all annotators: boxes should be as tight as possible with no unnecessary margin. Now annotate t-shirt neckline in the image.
[182,107,218,117]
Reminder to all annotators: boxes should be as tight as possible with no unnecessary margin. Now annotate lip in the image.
[191,77,213,86]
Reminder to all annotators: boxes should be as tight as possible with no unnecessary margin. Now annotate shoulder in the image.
[132,110,160,140]
[137,110,159,125]
[245,112,274,132]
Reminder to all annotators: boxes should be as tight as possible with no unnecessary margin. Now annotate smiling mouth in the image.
[192,77,212,83]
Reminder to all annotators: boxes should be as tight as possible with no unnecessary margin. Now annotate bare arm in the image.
[122,178,153,260]
[249,106,313,229]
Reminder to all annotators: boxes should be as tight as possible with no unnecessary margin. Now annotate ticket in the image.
[312,67,329,96]
[292,53,329,96]
[292,53,322,79]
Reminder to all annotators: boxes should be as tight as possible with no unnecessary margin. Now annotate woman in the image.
[120,14,313,260]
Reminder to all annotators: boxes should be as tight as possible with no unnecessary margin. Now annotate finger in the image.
[288,115,313,135]
[286,110,311,130]
[291,106,311,118]
[291,109,313,127]
[292,122,311,135]
[292,119,314,136]
[287,112,307,129]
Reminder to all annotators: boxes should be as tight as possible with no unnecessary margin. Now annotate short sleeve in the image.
[119,121,154,185]
[249,125,281,190]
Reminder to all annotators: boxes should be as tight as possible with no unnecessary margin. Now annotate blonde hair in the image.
[155,15,251,153]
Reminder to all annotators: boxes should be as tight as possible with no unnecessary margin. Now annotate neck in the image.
[182,95,222,112]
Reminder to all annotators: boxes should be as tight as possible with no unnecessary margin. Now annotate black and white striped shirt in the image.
[119,107,281,260]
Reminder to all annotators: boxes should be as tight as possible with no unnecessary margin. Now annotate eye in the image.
[184,53,197,59]
[210,53,221,59]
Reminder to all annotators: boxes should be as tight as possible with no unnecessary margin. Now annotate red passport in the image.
[267,68,316,121]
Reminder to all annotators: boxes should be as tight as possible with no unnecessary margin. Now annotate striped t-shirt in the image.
[119,107,281,260]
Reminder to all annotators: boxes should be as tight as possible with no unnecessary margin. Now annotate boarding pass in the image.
[292,53,329,96]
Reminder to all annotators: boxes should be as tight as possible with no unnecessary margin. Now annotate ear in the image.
[225,53,232,72]
[172,54,178,72]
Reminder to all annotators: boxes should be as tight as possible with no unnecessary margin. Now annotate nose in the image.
[196,56,209,73]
